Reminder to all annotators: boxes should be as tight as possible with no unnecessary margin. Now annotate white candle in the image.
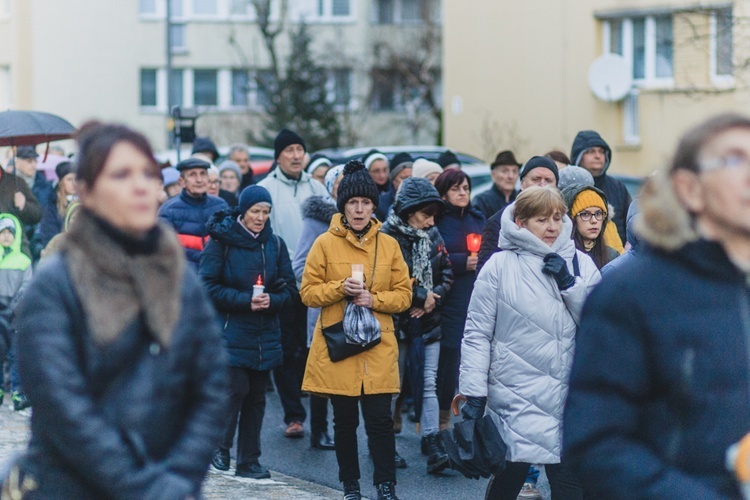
[253,284,265,298]
[351,264,364,284]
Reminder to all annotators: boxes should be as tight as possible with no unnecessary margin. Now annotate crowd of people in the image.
[0,111,749,500]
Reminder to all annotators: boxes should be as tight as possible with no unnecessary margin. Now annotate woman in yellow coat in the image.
[301,161,411,500]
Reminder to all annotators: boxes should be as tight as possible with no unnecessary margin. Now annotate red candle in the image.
[466,233,482,255]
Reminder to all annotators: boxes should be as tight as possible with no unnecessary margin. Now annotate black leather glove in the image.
[543,253,575,290]
[461,396,487,421]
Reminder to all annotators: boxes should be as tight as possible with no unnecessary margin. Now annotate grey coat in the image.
[459,203,600,463]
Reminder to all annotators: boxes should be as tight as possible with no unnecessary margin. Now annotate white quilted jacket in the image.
[459,203,600,464]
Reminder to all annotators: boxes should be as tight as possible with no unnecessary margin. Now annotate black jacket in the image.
[15,255,228,500]
[564,239,749,498]
[472,184,517,221]
[200,208,296,371]
[381,222,453,343]
[436,203,485,349]
[570,130,631,243]
[476,207,506,275]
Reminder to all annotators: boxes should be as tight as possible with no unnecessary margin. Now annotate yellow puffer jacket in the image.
[301,214,411,397]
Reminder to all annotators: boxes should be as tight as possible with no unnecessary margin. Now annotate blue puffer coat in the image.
[158,190,228,267]
[436,202,485,349]
[199,208,296,371]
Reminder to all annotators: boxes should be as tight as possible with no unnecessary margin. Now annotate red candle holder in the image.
[466,233,482,256]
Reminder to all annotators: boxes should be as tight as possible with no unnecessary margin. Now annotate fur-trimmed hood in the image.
[301,195,338,224]
[635,169,699,252]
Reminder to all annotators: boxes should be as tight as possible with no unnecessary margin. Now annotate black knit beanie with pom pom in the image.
[336,160,380,213]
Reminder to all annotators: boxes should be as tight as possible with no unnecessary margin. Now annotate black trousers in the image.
[310,394,330,434]
[330,393,395,486]
[220,367,270,466]
[485,460,584,500]
[273,294,307,424]
[436,345,460,410]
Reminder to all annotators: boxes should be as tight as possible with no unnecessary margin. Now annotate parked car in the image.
[313,145,494,196]
[154,146,275,178]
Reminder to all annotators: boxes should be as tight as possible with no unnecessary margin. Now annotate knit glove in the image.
[543,253,575,291]
[461,396,487,421]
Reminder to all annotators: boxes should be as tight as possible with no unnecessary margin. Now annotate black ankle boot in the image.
[343,479,361,500]
[376,480,398,500]
[425,433,449,474]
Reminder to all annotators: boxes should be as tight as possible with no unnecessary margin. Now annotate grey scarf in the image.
[386,212,433,292]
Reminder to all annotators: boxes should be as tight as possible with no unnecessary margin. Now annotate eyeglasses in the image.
[576,211,606,221]
[208,180,221,186]
[699,154,750,173]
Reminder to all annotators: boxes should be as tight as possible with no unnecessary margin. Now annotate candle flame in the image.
[256,275,263,286]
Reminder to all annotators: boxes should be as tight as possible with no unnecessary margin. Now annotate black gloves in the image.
[543,253,575,291]
[461,396,487,421]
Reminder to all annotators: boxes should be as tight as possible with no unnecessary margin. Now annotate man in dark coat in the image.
[158,158,228,267]
[1,147,44,256]
[476,156,558,273]
[564,113,750,499]
[472,150,521,220]
[570,130,631,244]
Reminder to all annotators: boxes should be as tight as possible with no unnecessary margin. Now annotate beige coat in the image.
[301,214,411,396]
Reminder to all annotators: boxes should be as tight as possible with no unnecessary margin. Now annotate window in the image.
[332,0,350,16]
[139,0,157,15]
[400,0,419,22]
[712,9,733,79]
[192,0,217,15]
[603,15,673,85]
[169,69,184,108]
[232,69,249,106]
[194,70,218,106]
[140,69,158,107]
[330,68,352,107]
[376,0,393,24]
[170,24,186,51]
[230,0,251,15]
[623,90,640,144]
[371,70,398,110]
[255,70,276,108]
[170,0,184,18]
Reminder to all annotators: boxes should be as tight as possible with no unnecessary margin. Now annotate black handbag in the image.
[322,234,380,362]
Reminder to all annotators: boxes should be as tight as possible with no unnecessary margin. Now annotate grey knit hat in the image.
[218,160,242,180]
[558,165,594,190]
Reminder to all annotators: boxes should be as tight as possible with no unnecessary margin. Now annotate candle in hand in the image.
[252,275,265,298]
[351,264,364,284]
[466,233,482,256]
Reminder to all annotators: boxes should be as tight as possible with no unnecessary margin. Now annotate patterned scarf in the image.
[341,217,373,241]
[386,212,433,292]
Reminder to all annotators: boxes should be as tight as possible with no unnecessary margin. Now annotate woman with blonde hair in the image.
[460,186,600,499]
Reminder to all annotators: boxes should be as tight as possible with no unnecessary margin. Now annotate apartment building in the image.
[442,0,745,175]
[0,0,441,150]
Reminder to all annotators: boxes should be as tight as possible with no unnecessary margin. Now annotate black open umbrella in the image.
[0,110,75,147]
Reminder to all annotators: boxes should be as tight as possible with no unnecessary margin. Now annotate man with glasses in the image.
[570,131,631,244]
[564,113,750,498]
[158,157,228,267]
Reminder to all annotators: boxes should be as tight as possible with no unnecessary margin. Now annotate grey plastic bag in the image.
[343,301,381,346]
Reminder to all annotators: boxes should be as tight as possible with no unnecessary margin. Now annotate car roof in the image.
[313,146,486,166]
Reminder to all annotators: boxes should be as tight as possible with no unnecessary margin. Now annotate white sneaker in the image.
[517,482,543,500]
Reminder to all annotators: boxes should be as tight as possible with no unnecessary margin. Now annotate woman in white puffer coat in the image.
[459,186,600,500]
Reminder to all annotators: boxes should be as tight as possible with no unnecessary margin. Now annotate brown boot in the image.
[439,409,451,431]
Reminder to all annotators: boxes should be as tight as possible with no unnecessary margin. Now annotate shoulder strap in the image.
[572,252,580,277]
[368,233,379,292]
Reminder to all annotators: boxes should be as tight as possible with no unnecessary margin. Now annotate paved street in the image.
[0,389,551,499]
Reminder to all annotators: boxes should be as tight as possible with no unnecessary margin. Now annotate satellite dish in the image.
[588,54,633,102]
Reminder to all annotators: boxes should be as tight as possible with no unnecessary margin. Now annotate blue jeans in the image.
[394,339,441,436]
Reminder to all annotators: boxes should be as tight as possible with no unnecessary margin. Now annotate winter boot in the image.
[11,391,30,411]
[425,433,449,474]
[376,481,399,500]
[343,479,361,500]
[439,409,451,431]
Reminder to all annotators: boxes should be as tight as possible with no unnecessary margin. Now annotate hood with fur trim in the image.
[635,169,698,252]
[301,195,338,224]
